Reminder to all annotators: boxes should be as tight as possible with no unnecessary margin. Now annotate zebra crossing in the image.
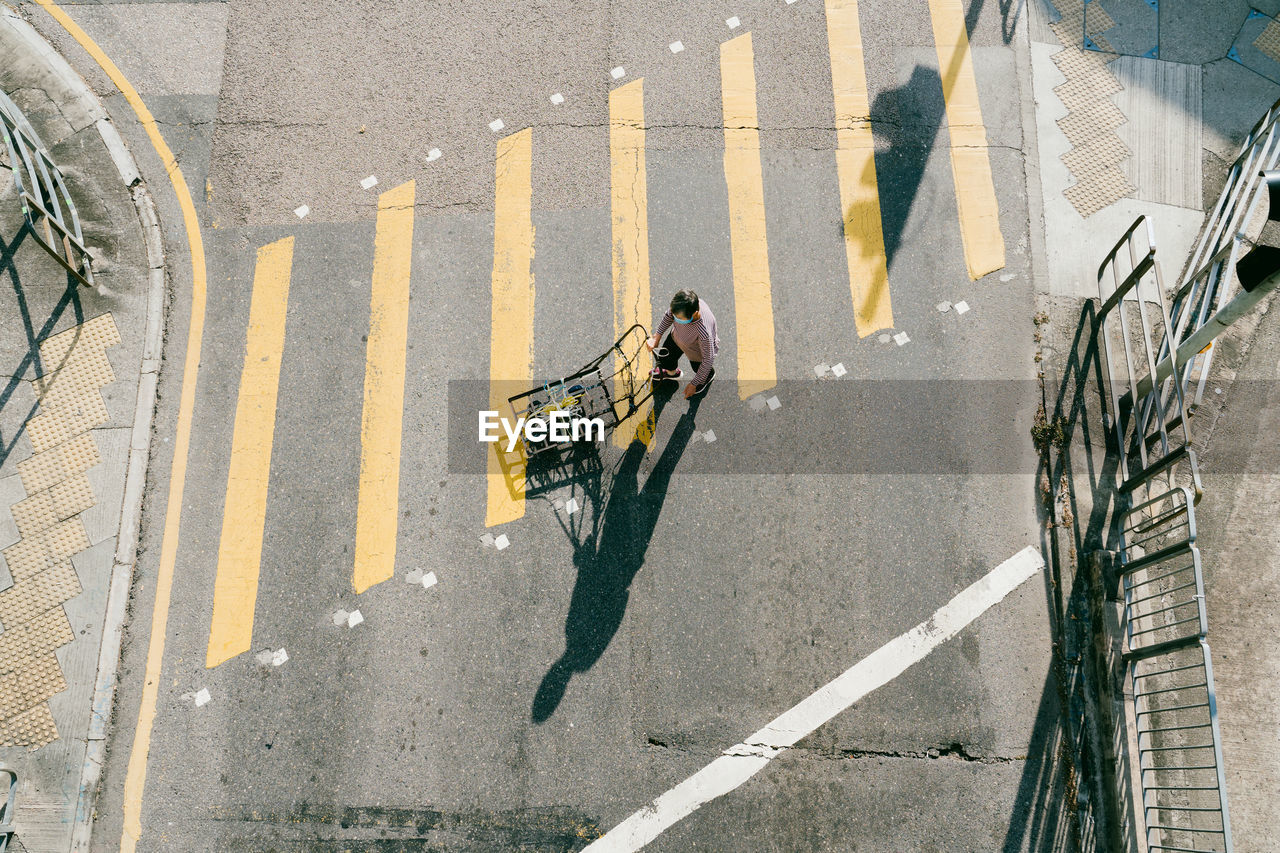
[202,0,1006,669]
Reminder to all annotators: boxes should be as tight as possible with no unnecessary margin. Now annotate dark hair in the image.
[670,289,700,319]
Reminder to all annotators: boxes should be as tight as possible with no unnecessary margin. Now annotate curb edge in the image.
[0,7,167,852]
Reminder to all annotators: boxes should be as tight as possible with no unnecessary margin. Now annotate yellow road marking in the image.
[928,0,1006,279]
[824,0,893,337]
[354,181,416,592]
[28,3,209,850]
[610,80,654,445]
[486,129,535,527]
[720,34,778,399]
[206,237,293,667]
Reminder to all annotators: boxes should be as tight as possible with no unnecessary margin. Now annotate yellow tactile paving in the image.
[0,313,117,748]
[1256,20,1280,65]
[0,606,74,663]
[18,433,101,494]
[37,312,120,364]
[0,654,66,720]
[1048,0,1134,218]
[26,390,110,453]
[0,559,81,628]
[0,701,58,748]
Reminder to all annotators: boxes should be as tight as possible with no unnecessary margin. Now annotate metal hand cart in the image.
[507,324,655,457]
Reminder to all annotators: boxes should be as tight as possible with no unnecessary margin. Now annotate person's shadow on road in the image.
[532,391,700,723]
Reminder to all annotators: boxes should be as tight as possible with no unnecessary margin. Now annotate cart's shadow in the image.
[532,389,700,723]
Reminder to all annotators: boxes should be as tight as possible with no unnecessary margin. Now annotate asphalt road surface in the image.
[29,0,1074,850]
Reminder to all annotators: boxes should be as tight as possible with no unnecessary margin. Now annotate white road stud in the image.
[954,301,970,315]
[489,118,505,132]
[726,16,741,28]
[566,498,579,515]
[831,363,847,377]
[669,41,684,53]
[703,429,717,443]
[347,610,364,628]
[423,571,438,589]
[271,648,289,666]
[894,332,910,346]
[494,533,510,550]
[426,148,442,162]
[360,175,378,189]
[550,92,565,105]
[611,66,626,79]
[194,688,211,707]
[766,396,781,410]
[293,204,310,219]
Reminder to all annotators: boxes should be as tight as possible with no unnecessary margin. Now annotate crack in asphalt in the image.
[645,736,1024,765]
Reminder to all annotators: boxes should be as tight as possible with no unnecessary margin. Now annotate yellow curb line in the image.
[28,2,209,850]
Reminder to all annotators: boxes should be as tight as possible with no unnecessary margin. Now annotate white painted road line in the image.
[582,546,1044,853]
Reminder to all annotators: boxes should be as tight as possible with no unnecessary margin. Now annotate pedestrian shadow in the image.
[0,224,84,469]
[1001,301,1121,853]
[532,390,700,723]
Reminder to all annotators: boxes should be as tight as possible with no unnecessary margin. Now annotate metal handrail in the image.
[0,765,16,853]
[0,87,94,287]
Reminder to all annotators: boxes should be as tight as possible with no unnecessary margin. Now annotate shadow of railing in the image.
[0,224,85,469]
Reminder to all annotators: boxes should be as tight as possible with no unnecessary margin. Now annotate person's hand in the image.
[646,334,659,351]
[683,382,697,399]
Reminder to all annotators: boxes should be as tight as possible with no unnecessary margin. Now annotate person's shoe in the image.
[650,367,682,381]
[689,368,715,396]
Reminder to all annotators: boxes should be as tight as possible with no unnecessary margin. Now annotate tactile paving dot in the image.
[0,560,81,627]
[33,348,116,408]
[0,606,73,663]
[27,391,109,452]
[11,491,58,539]
[0,653,66,720]
[41,518,90,560]
[3,538,55,582]
[38,313,120,364]
[0,701,59,748]
[49,474,95,520]
[17,448,70,495]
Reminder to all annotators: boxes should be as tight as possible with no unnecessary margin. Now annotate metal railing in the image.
[1085,93,1280,853]
[1095,216,1201,504]
[0,765,15,853]
[0,87,94,287]
[1131,641,1232,853]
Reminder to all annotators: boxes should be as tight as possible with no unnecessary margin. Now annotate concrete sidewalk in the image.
[1026,1,1280,850]
[0,5,163,851]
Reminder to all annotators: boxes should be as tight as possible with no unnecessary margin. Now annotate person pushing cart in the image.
[646,289,719,399]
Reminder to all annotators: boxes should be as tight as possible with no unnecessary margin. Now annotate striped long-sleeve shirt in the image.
[653,299,719,386]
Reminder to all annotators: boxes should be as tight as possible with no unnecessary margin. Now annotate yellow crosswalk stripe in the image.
[206,236,293,667]
[928,0,1006,279]
[721,33,778,399]
[610,79,655,447]
[486,129,535,527]
[824,0,893,337]
[354,181,415,592]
